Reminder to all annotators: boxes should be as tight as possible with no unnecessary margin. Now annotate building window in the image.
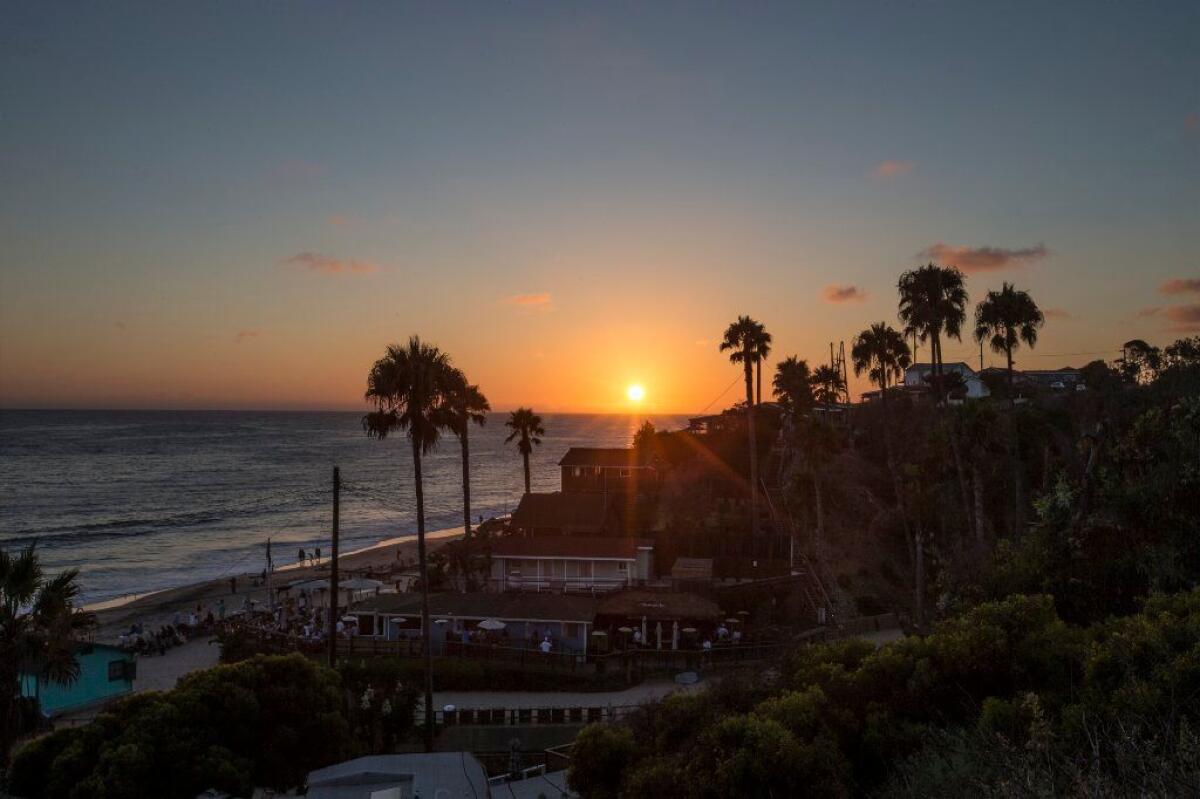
[617,562,627,572]
[107,659,133,682]
[573,467,583,477]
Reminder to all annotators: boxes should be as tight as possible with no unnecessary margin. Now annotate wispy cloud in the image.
[1160,277,1200,295]
[282,252,379,276]
[234,329,261,344]
[1166,304,1200,333]
[919,242,1049,273]
[823,285,867,303]
[504,293,553,310]
[1043,308,1071,319]
[872,160,916,178]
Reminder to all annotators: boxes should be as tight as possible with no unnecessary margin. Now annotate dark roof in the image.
[511,492,608,532]
[558,447,650,468]
[596,590,723,622]
[306,753,489,799]
[492,536,653,560]
[353,592,599,623]
[906,362,976,375]
[670,557,714,579]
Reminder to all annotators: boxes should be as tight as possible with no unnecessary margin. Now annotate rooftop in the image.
[558,447,651,468]
[511,492,609,532]
[492,535,653,560]
[353,591,600,623]
[596,590,723,622]
[306,753,488,799]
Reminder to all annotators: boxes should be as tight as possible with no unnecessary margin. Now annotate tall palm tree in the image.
[505,408,545,494]
[720,316,764,537]
[974,282,1045,404]
[749,322,773,406]
[810,365,846,408]
[974,283,1044,537]
[1,544,94,766]
[362,335,453,752]
[772,356,813,413]
[898,263,968,406]
[443,369,490,590]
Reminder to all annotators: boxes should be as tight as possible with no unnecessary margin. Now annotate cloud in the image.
[1160,277,1200,295]
[234,330,261,344]
[823,285,867,303]
[1165,304,1200,332]
[919,242,1049,273]
[282,252,379,276]
[504,293,552,309]
[1043,308,1071,319]
[872,160,916,178]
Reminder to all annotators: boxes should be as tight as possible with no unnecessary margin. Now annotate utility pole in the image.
[328,466,340,668]
[266,538,273,611]
[979,339,984,372]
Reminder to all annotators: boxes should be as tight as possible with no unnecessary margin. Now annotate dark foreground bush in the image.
[9,654,356,799]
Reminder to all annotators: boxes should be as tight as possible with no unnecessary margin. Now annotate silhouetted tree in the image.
[442,369,489,589]
[1,544,94,768]
[749,322,773,406]
[362,335,453,751]
[898,264,968,406]
[505,408,545,494]
[721,316,765,537]
[811,365,846,408]
[773,356,814,414]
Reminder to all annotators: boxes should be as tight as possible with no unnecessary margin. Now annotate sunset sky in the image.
[2,2,1197,413]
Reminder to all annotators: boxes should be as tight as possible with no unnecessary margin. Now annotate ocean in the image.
[0,410,688,604]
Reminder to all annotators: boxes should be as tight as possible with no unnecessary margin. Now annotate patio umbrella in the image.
[726,618,740,624]
[433,619,449,625]
[478,618,506,631]
[737,610,750,617]
[671,621,679,650]
[341,615,357,623]
[681,626,697,634]
[590,630,607,637]
[617,626,633,633]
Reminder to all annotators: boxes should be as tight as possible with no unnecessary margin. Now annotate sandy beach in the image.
[88,525,469,643]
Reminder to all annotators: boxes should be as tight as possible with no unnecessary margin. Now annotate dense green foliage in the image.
[9,654,355,799]
[570,590,1200,797]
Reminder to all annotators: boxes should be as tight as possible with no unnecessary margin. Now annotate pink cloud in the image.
[919,242,1049,273]
[283,252,379,276]
[1160,277,1200,295]
[872,160,916,178]
[234,330,261,344]
[1043,308,1071,319]
[1165,304,1200,332]
[823,285,867,303]
[504,293,552,309]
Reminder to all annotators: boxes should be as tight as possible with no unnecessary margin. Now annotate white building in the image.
[903,361,991,400]
[490,536,654,593]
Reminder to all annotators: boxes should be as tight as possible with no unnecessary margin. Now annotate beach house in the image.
[19,642,136,718]
[489,536,655,593]
[558,447,662,495]
[903,362,991,400]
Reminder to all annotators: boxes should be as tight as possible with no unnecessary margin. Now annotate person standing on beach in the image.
[315,547,321,564]
[298,548,305,564]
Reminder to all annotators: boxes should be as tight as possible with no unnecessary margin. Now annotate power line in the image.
[697,375,742,415]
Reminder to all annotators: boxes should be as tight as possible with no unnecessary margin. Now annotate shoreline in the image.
[88,524,474,642]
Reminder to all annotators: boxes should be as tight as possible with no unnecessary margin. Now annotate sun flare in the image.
[626,384,646,402]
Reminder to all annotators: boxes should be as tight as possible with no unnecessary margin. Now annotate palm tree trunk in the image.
[522,449,531,494]
[756,359,762,406]
[460,424,473,591]
[411,439,434,753]
[744,357,759,538]
[948,420,973,545]
[933,333,944,406]
[1007,347,1024,537]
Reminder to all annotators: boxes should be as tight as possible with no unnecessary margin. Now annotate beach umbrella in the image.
[671,621,679,650]
[433,618,449,625]
[617,626,633,633]
[725,617,739,624]
[737,610,750,617]
[655,621,663,650]
[590,630,607,637]
[478,618,506,631]
[341,615,357,623]
[682,626,697,634]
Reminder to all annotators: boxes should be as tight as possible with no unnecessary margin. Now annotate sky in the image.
[1,2,1197,413]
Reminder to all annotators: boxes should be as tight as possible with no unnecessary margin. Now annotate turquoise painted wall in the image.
[20,644,134,715]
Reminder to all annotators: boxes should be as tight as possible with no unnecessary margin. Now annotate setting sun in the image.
[626,384,646,403]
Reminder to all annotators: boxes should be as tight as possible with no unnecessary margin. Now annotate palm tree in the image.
[851,322,911,414]
[898,263,968,406]
[749,322,773,406]
[974,283,1044,537]
[974,282,1045,404]
[1,544,94,766]
[505,408,545,494]
[720,316,764,537]
[362,335,454,752]
[810,365,846,408]
[443,369,490,590]
[772,356,813,413]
